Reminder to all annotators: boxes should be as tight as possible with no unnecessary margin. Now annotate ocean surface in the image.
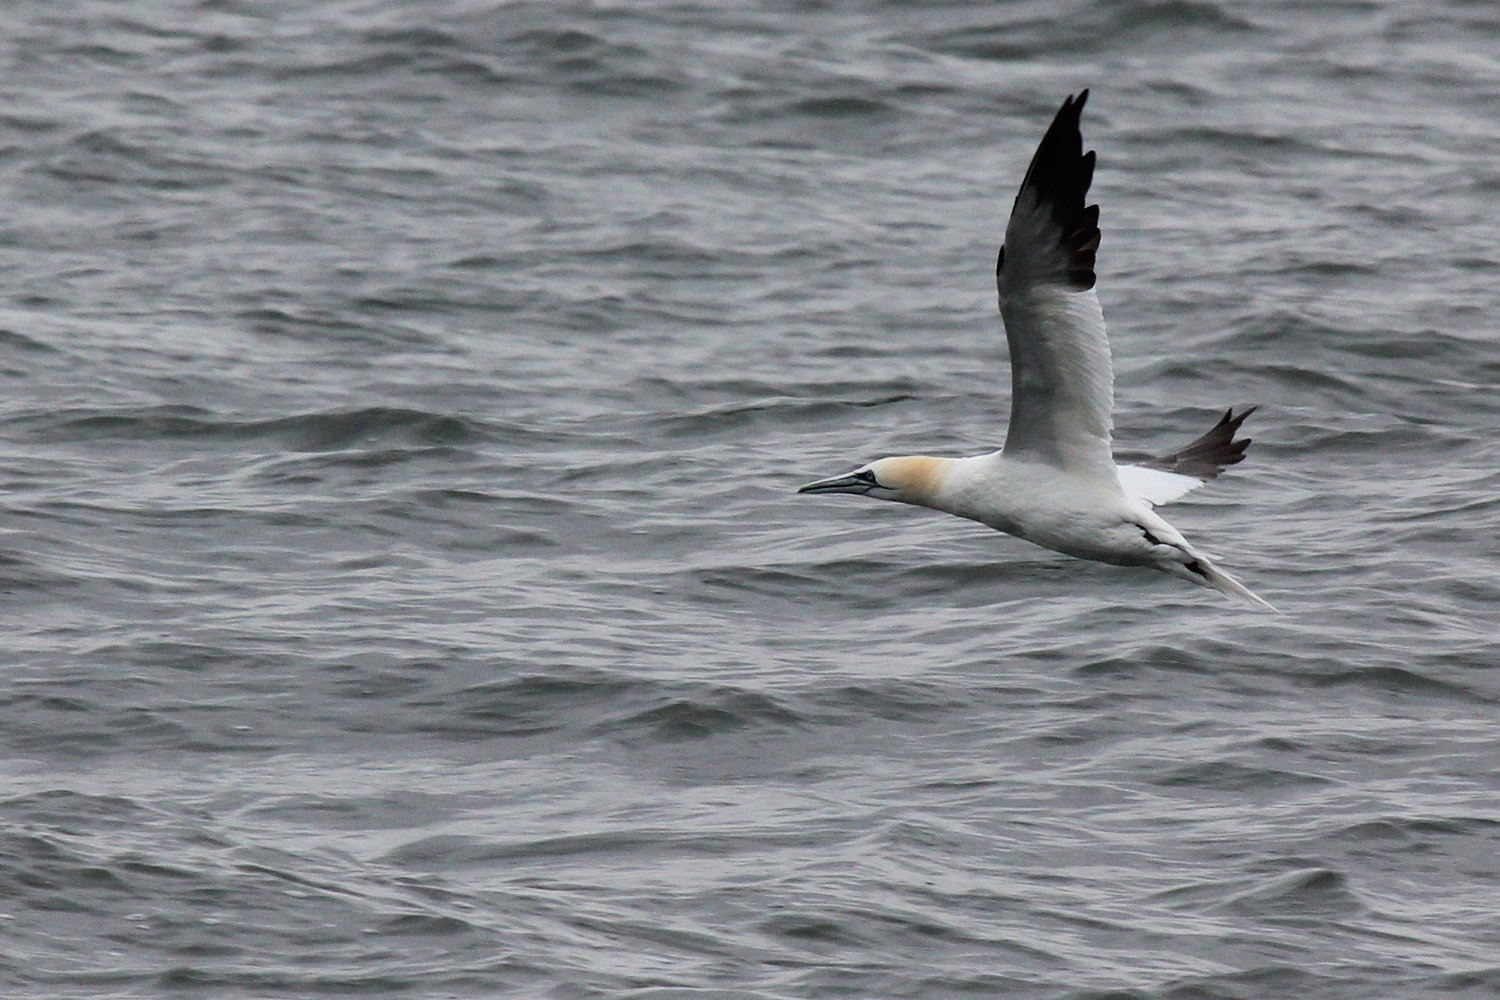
[2,1,1499,997]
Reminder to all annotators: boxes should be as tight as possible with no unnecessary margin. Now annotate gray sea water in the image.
[2,1,1499,997]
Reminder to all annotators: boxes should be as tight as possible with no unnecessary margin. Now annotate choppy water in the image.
[2,1,1499,997]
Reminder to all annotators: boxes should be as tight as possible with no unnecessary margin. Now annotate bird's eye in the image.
[853,470,880,486]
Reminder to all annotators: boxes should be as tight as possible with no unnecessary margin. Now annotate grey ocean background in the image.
[2,1,1499,997]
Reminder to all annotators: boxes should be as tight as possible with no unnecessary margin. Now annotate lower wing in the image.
[1117,407,1257,507]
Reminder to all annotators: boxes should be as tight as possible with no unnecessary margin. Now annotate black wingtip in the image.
[1007,89,1100,292]
[1142,407,1259,480]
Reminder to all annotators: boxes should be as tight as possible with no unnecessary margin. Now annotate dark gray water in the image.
[2,1,1499,997]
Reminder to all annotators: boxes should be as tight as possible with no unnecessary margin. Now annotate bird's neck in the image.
[897,452,1012,525]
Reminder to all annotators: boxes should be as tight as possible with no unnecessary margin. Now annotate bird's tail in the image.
[1175,553,1276,611]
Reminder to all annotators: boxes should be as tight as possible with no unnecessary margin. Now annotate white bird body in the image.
[944,457,1140,563]
[799,91,1273,609]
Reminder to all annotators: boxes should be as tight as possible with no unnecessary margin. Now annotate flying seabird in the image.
[799,91,1272,609]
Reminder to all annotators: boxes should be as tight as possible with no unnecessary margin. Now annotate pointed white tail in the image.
[1194,556,1277,611]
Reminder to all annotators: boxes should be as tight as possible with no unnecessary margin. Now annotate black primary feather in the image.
[1142,407,1258,480]
[996,90,1101,292]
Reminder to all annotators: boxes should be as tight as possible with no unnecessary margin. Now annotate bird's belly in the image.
[932,458,1159,566]
[954,482,1150,566]
[1006,512,1149,566]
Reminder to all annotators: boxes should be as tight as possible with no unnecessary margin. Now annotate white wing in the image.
[1117,408,1260,506]
[1116,464,1205,507]
[996,90,1116,485]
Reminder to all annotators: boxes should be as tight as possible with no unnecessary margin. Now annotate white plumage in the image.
[799,91,1272,609]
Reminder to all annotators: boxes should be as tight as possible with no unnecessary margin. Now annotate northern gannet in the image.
[799,91,1272,609]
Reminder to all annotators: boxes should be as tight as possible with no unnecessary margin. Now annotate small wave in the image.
[506,27,615,56]
[690,561,895,607]
[1154,760,1331,791]
[796,680,967,724]
[1154,124,1321,156]
[372,913,474,936]
[1432,970,1500,995]
[760,913,873,950]
[789,96,895,119]
[655,394,919,438]
[0,111,68,134]
[235,305,436,346]
[0,327,60,353]
[413,672,643,740]
[1328,815,1500,845]
[1076,643,1213,678]
[580,239,722,266]
[383,830,647,866]
[623,990,777,1000]
[152,968,425,993]
[595,688,802,742]
[630,374,924,402]
[421,55,517,86]
[0,789,147,827]
[40,128,234,191]
[405,668,805,745]
[0,828,120,899]
[271,50,416,80]
[913,0,1256,61]
[498,27,689,96]
[1219,867,1362,916]
[247,446,477,486]
[24,405,485,452]
[1307,665,1485,701]
[360,27,462,49]
[245,790,461,831]
[1168,966,1350,999]
[1223,311,1496,368]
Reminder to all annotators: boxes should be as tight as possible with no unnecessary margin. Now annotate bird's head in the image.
[797,455,947,508]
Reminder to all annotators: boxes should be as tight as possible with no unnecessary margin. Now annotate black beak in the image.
[797,474,869,495]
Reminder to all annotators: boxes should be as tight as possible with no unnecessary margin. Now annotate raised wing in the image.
[996,91,1115,483]
[1118,408,1258,507]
